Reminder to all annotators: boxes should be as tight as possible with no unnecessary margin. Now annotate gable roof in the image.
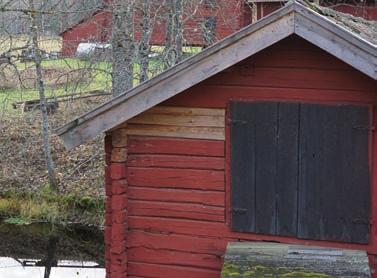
[57,0,377,150]
[59,7,105,36]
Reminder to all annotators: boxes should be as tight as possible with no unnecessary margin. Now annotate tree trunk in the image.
[173,0,183,63]
[164,0,174,69]
[111,0,135,97]
[28,0,58,192]
[139,0,151,83]
[164,0,183,69]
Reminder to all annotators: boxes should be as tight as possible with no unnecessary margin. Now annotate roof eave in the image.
[59,8,105,36]
[293,3,377,79]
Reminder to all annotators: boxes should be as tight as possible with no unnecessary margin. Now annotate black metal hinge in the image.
[228,119,248,125]
[232,208,248,214]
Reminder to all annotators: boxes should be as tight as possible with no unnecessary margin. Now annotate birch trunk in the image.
[29,0,58,192]
[164,0,183,69]
[139,0,151,83]
[174,0,183,63]
[111,0,135,97]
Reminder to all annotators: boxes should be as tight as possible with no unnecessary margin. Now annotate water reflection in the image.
[0,221,105,277]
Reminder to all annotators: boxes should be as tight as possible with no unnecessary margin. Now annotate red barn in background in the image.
[58,2,377,277]
[60,0,250,57]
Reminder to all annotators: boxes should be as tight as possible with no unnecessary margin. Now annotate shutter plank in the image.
[339,106,370,243]
[276,103,299,236]
[298,104,329,240]
[230,101,257,232]
[255,103,278,234]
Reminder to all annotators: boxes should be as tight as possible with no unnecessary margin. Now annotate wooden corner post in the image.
[104,128,129,278]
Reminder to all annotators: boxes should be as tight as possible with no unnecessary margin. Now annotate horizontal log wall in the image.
[126,135,225,278]
[106,36,377,278]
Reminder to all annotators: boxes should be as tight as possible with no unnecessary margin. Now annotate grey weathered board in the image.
[230,101,370,244]
[221,242,371,277]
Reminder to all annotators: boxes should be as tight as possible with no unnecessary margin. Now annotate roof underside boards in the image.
[56,1,377,150]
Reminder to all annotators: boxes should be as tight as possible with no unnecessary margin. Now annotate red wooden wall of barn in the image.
[135,0,246,46]
[104,35,377,277]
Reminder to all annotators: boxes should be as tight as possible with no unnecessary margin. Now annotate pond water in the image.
[0,221,105,278]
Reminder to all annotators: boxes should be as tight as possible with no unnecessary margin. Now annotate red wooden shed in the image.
[57,1,377,277]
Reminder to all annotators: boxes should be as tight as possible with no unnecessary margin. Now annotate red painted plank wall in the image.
[126,136,226,277]
[134,0,245,47]
[164,35,376,109]
[105,35,377,277]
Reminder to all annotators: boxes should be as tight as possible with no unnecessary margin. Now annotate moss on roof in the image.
[298,0,377,45]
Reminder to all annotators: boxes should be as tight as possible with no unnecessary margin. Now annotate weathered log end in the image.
[221,242,371,277]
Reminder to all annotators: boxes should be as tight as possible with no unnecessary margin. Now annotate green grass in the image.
[0,45,201,114]
[0,187,104,226]
[0,35,201,108]
[0,57,113,114]
[17,58,87,70]
[0,36,62,56]
[0,58,161,113]
[3,217,31,225]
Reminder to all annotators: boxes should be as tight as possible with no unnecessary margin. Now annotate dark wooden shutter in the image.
[298,104,370,243]
[230,102,299,236]
[230,101,370,244]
